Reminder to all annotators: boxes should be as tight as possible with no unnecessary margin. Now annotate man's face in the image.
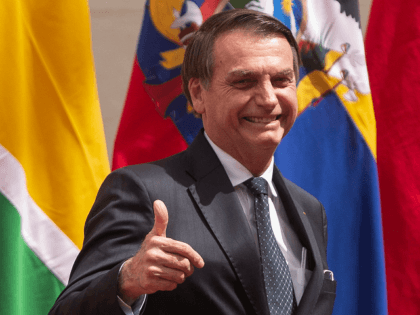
[190,30,298,165]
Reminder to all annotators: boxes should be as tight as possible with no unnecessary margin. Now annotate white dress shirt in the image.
[205,133,311,304]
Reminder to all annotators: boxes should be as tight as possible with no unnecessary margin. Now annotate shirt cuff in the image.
[117,294,147,315]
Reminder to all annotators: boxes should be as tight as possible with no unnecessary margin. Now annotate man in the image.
[50,9,336,315]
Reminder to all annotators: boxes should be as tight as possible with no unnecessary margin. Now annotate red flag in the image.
[365,0,420,313]
[112,59,188,168]
[112,0,228,170]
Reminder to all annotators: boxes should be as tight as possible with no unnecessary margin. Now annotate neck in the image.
[203,131,276,177]
[221,141,275,176]
[237,150,273,177]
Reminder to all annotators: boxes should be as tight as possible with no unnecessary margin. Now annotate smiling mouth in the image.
[244,115,281,123]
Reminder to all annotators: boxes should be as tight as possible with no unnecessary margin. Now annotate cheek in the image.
[290,103,298,120]
[285,93,298,117]
[279,95,298,129]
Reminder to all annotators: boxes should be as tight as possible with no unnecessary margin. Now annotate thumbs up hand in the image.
[118,200,205,305]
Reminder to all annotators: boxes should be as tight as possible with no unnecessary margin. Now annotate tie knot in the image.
[243,177,268,196]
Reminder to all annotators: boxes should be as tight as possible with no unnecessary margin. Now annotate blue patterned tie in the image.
[244,177,295,315]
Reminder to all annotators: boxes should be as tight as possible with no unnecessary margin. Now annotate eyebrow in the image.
[276,69,294,78]
[226,69,254,78]
[226,68,294,79]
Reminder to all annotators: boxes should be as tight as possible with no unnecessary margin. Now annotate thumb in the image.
[151,200,169,237]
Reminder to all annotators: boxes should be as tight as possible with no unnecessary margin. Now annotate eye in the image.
[272,77,293,88]
[231,79,256,89]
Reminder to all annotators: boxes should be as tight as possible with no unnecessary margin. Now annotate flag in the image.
[0,0,110,313]
[113,0,233,169]
[241,0,387,314]
[365,0,420,313]
[266,1,387,314]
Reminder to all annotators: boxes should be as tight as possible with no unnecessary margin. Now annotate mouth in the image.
[243,115,281,123]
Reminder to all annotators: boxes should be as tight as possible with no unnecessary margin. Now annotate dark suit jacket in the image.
[49,130,336,315]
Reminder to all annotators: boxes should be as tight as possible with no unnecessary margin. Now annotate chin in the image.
[262,130,283,143]
[252,136,282,150]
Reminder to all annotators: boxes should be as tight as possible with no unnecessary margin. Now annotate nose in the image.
[254,80,278,109]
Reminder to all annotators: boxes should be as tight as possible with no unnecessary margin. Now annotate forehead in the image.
[211,30,293,73]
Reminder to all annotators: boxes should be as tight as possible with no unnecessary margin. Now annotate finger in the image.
[151,265,189,284]
[141,276,179,293]
[145,237,204,271]
[159,239,205,269]
[151,200,169,237]
[153,278,178,292]
[161,253,195,277]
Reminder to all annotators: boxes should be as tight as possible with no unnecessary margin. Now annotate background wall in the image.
[89,0,373,163]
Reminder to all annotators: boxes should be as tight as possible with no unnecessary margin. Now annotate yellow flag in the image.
[0,0,110,313]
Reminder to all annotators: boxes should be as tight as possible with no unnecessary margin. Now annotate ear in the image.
[188,77,206,115]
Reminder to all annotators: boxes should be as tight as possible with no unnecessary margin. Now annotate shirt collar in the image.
[204,132,277,197]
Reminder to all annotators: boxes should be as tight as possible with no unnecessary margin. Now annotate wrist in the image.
[118,258,143,305]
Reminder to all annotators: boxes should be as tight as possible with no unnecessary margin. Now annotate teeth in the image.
[245,116,279,123]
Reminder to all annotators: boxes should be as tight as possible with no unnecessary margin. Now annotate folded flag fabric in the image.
[261,1,387,314]
[0,0,110,313]
[112,0,233,169]
[366,0,420,313]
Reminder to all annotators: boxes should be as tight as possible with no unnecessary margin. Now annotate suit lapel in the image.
[272,168,324,315]
[185,132,270,315]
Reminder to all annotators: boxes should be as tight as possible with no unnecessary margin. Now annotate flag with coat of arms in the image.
[244,1,387,314]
